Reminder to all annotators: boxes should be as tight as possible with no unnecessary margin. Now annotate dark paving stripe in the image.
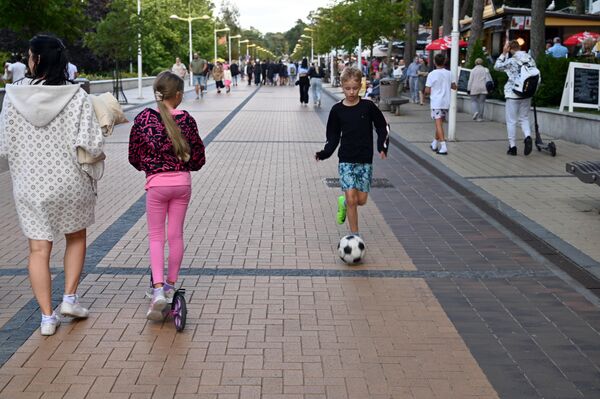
[0,266,555,279]
[467,174,574,180]
[0,86,261,367]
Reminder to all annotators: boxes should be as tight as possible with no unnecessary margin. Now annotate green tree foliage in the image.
[85,0,214,73]
[311,0,412,54]
[0,0,87,44]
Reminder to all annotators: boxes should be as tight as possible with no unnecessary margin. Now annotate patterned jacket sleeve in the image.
[74,93,104,158]
[128,117,143,171]
[184,112,205,171]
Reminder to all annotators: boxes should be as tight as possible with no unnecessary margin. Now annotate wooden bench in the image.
[385,97,409,116]
[566,161,600,186]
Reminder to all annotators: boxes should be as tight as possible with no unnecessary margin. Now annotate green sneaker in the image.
[336,195,347,224]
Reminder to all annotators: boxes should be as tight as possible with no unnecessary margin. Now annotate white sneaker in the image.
[164,287,175,304]
[472,112,479,120]
[146,288,167,321]
[431,140,438,152]
[437,142,448,155]
[60,296,89,318]
[40,316,60,336]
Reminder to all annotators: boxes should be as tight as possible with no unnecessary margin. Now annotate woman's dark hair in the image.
[27,34,69,85]
[301,58,308,69]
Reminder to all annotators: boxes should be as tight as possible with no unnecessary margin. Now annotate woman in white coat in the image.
[0,35,104,335]
[467,58,491,122]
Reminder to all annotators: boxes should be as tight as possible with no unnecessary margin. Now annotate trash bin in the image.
[379,77,399,111]
[74,78,90,94]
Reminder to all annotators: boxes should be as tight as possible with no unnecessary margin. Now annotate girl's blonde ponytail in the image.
[154,71,190,162]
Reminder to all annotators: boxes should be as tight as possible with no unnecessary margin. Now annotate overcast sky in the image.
[216,0,332,33]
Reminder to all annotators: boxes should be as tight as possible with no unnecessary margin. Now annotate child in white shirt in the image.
[425,54,456,155]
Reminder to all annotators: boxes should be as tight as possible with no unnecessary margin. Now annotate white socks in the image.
[438,141,448,153]
[63,294,77,305]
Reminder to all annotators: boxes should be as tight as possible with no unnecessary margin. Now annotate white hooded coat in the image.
[0,79,104,241]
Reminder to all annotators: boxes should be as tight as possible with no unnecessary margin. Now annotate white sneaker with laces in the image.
[146,287,167,321]
[40,316,60,336]
[164,288,175,304]
[60,296,89,318]
[472,112,479,120]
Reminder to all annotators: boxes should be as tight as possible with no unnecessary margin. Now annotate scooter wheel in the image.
[172,292,187,332]
[548,142,557,157]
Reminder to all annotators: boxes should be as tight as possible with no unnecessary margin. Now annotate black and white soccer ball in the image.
[337,235,366,264]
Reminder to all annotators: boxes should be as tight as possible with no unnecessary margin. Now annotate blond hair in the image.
[153,71,190,162]
[340,66,363,84]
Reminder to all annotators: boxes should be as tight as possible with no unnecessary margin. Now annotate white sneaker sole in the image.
[146,298,167,321]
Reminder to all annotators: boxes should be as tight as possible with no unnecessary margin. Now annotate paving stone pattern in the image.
[0,84,599,398]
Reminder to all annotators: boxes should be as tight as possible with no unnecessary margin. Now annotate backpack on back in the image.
[512,59,541,98]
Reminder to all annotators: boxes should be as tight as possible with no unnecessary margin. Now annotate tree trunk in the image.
[467,0,484,60]
[460,0,473,19]
[430,0,441,70]
[443,0,452,35]
[574,0,585,14]
[530,0,546,59]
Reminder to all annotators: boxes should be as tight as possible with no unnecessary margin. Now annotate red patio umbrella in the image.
[425,36,468,51]
[563,31,600,46]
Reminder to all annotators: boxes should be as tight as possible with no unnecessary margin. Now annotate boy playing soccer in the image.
[315,66,389,238]
[425,53,456,155]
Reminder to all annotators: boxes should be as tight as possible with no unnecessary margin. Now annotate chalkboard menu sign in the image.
[457,68,471,94]
[573,67,599,105]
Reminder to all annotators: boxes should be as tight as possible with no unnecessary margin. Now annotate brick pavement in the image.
[0,83,599,398]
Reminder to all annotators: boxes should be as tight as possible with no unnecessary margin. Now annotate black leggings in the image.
[299,76,310,104]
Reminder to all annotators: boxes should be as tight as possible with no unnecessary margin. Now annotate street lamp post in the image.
[358,10,362,71]
[214,26,230,64]
[230,34,241,64]
[448,0,459,141]
[301,34,314,63]
[170,12,211,86]
[137,0,142,99]
[239,39,249,60]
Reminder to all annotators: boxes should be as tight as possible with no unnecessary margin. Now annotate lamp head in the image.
[170,14,179,19]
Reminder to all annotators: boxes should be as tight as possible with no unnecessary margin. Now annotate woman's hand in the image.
[503,42,511,55]
[380,151,387,160]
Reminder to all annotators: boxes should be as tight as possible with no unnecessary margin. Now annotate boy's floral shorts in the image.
[338,162,373,193]
[431,108,448,120]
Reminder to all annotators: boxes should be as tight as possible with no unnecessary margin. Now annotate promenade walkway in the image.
[0,83,599,398]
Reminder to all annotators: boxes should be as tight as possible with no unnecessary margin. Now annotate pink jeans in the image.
[146,185,191,285]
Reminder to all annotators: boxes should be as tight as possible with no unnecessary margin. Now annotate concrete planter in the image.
[89,77,155,94]
[457,95,600,150]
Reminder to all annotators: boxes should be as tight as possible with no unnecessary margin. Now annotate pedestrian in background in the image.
[288,61,297,86]
[309,62,324,107]
[297,57,310,106]
[0,34,104,336]
[425,53,456,156]
[230,61,240,86]
[315,66,389,238]
[254,59,262,86]
[128,71,205,320]
[495,40,536,156]
[246,61,254,86]
[467,58,491,122]
[67,61,78,80]
[212,61,224,94]
[417,57,428,106]
[4,56,27,83]
[546,37,568,58]
[406,56,420,104]
[190,53,208,99]
[171,57,187,81]
[223,63,232,93]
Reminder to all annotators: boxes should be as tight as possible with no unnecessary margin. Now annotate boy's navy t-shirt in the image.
[317,99,389,164]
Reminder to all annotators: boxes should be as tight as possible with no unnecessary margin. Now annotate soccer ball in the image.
[337,235,366,264]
